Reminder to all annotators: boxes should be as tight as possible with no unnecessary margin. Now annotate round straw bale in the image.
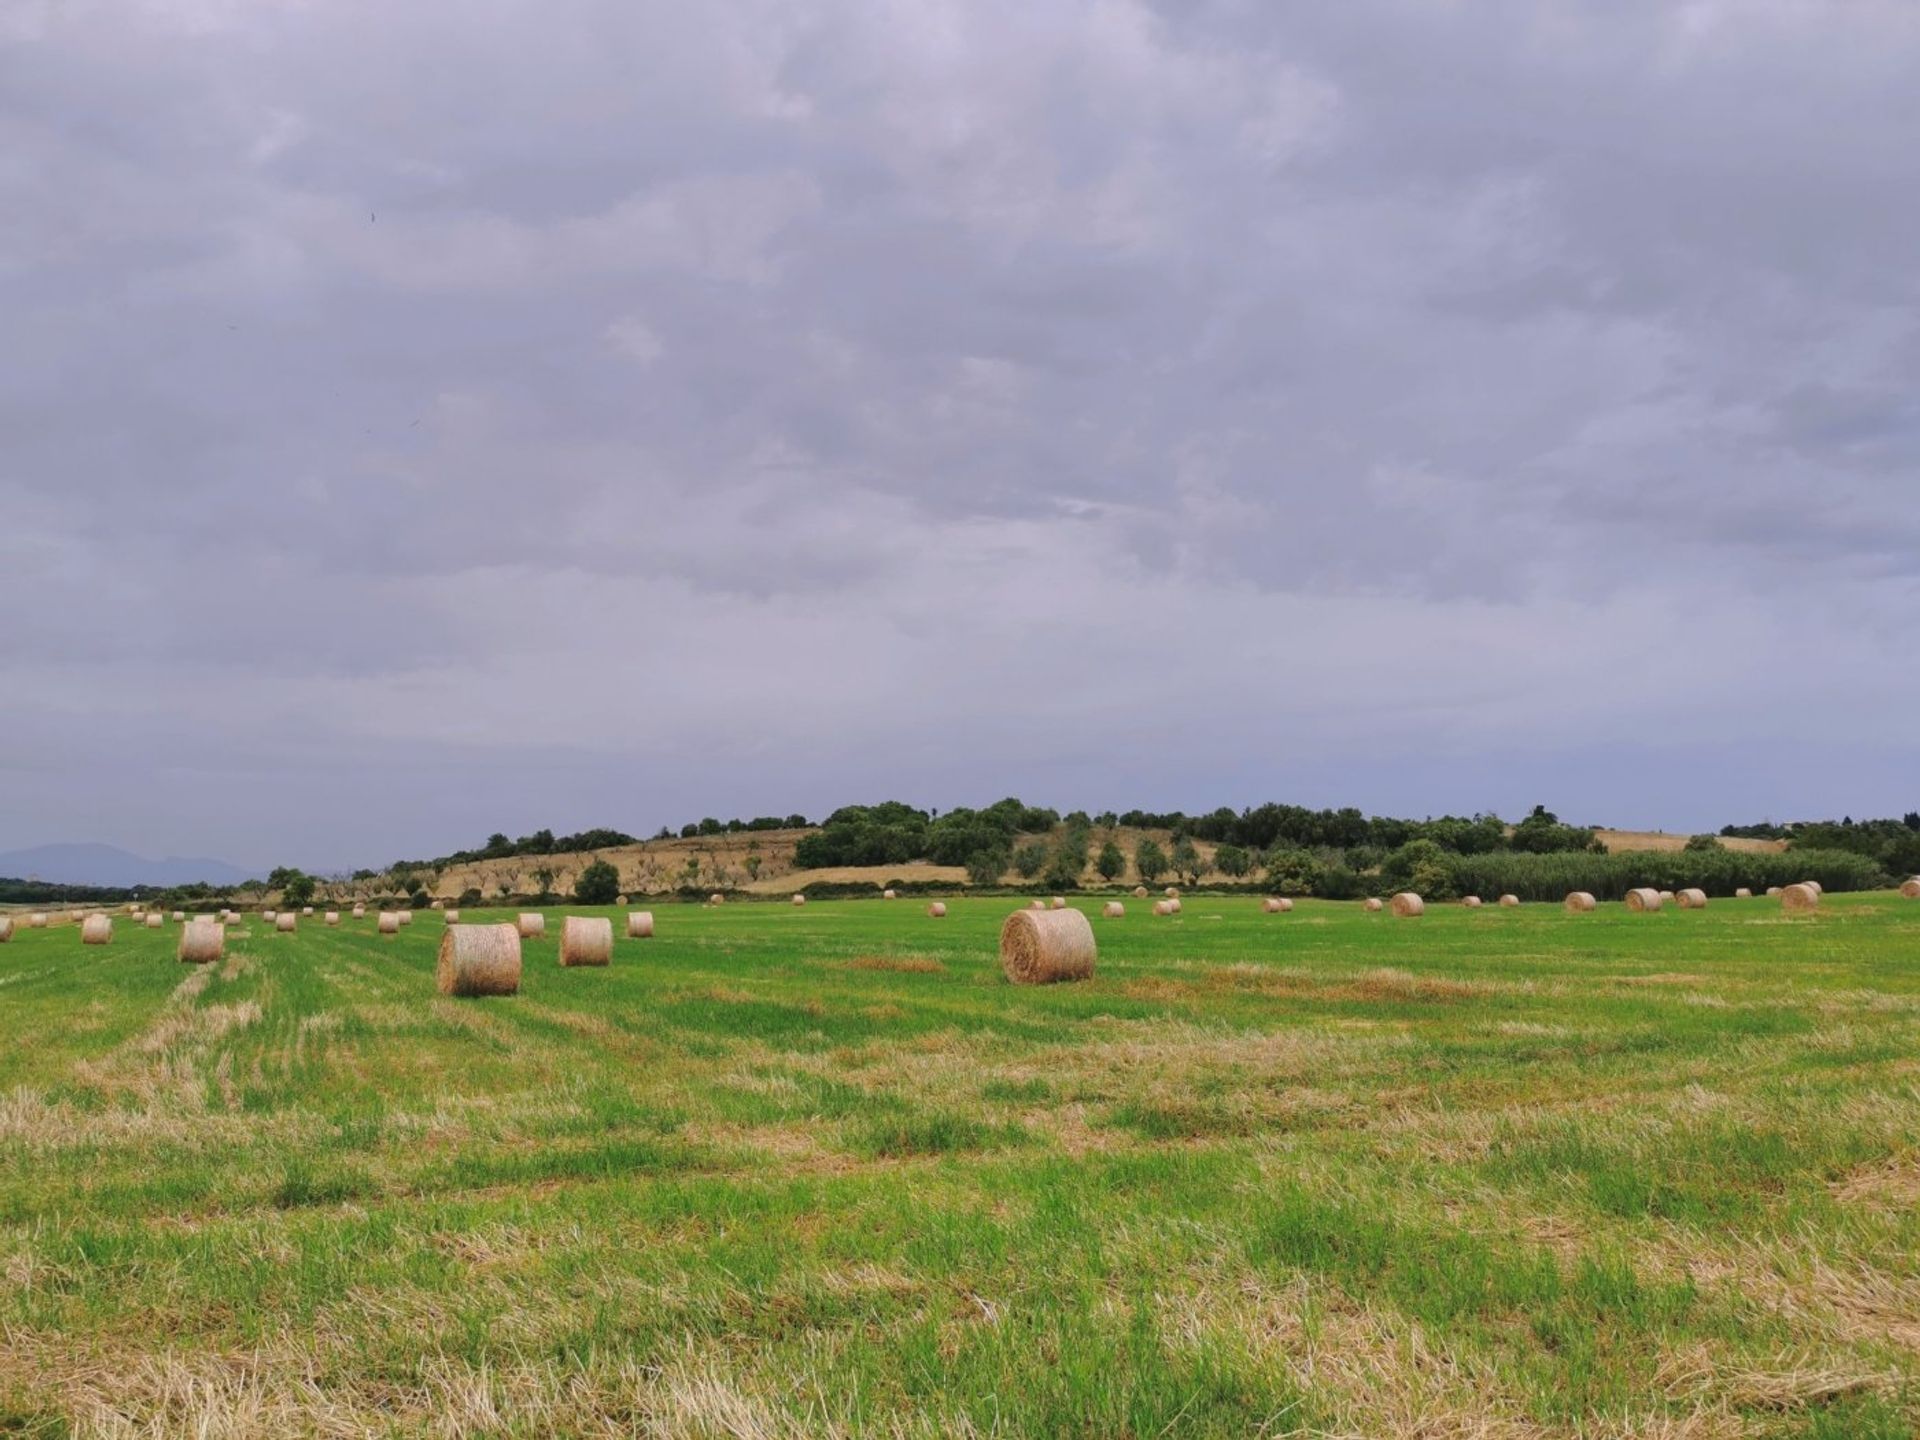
[627,911,655,938]
[144,914,162,929]
[262,910,276,923]
[28,913,47,928]
[81,915,112,945]
[1049,896,1066,910]
[1624,888,1662,912]
[1102,902,1125,918]
[1782,883,1820,913]
[1676,888,1707,909]
[1802,881,1824,896]
[1263,897,1292,913]
[430,899,444,910]
[444,909,460,924]
[0,918,11,943]
[1461,896,1483,908]
[1151,900,1171,916]
[1565,892,1597,912]
[1000,906,1096,985]
[276,913,296,933]
[1900,878,1920,900]
[516,913,545,939]
[437,923,522,997]
[1166,897,1182,914]
[397,910,413,927]
[616,894,629,906]
[709,893,724,906]
[171,910,185,921]
[177,919,224,964]
[1133,886,1148,898]
[1499,894,1520,907]
[1029,899,1047,910]
[1165,886,1180,898]
[792,894,806,906]
[301,906,314,916]
[1363,898,1383,912]
[1766,886,1782,897]
[352,905,366,918]
[377,911,400,935]
[883,889,897,900]
[559,915,613,967]
[1389,893,1424,918]
[927,902,947,917]
[1735,887,1753,899]
[325,911,340,925]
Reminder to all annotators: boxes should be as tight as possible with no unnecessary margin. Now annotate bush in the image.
[965,849,1008,887]
[1380,839,1458,900]
[1443,847,1883,903]
[573,859,620,905]
[1264,848,1326,896]
[1134,839,1169,885]
[1012,842,1049,880]
[458,888,482,907]
[1683,834,1722,853]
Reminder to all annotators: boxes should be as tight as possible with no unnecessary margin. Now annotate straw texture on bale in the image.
[1499,894,1520,907]
[927,902,948,917]
[177,919,224,964]
[1000,906,1096,985]
[627,911,655,939]
[1625,888,1663,912]
[792,894,806,906]
[883,889,897,900]
[1676,889,1707,909]
[1152,900,1172,916]
[437,924,522,997]
[144,914,162,929]
[1735,888,1753,899]
[1133,886,1149,898]
[1102,902,1125,918]
[28,913,47,928]
[1565,892,1597,913]
[1389,893,1424,918]
[81,915,112,945]
[0,918,11,943]
[1263,897,1292,913]
[516,913,545,939]
[276,913,296,933]
[377,912,400,935]
[1461,896,1483,908]
[1781,883,1820,913]
[1900,879,1920,900]
[325,912,340,925]
[1363,898,1383,912]
[559,915,613,967]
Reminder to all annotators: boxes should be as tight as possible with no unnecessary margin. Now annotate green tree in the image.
[745,854,763,880]
[1170,837,1202,886]
[965,849,1007,887]
[573,858,620,904]
[1213,844,1252,879]
[1683,833,1723,853]
[1095,841,1125,882]
[531,866,558,900]
[1134,838,1169,885]
[278,870,317,906]
[1013,842,1049,880]
[1264,847,1325,896]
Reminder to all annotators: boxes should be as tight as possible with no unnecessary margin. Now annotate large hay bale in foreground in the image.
[1782,883,1820,914]
[516,913,545,939]
[1102,902,1125,918]
[437,924,522,997]
[276,913,296,933]
[1565,892,1597,913]
[81,915,112,945]
[1676,889,1707,910]
[144,914,162,929]
[1499,894,1520,908]
[1625,888,1662,913]
[627,911,654,939]
[377,911,400,935]
[1363,898,1383,912]
[559,916,613,967]
[1000,906,1096,985]
[927,902,947,918]
[1263,897,1292,913]
[178,919,224,964]
[1389,893,1423,918]
[1901,878,1920,900]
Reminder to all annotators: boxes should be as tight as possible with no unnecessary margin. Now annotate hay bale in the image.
[171,910,185,921]
[1676,889,1707,909]
[1263,897,1292,913]
[28,913,47,928]
[276,913,296,933]
[517,913,546,939]
[444,909,460,924]
[709,893,725,906]
[431,899,445,910]
[1802,881,1824,896]
[1102,902,1125,918]
[616,894,629,906]
[927,902,947,918]
[559,915,613,967]
[1133,886,1149,898]
[1363,898,1383,912]
[0,917,11,943]
[1658,890,1676,906]
[1029,899,1046,910]
[352,905,366,918]
[883,889,897,900]
[1461,896,1483,908]
[177,919,224,964]
[792,894,807,907]
[1766,887,1782,897]
[301,906,314,916]
[1624,888,1662,912]
[1782,883,1820,914]
[397,911,414,927]
[81,915,112,945]
[262,910,277,923]
[144,914,162,929]
[1165,886,1180,898]
[1735,888,1753,899]
[1565,892,1597,913]
[1049,896,1066,910]
[1899,878,1920,900]
[1167,897,1182,914]
[437,923,521,997]
[1389,893,1423,918]
[325,911,340,925]
[1000,906,1096,985]
[627,911,655,939]
[377,911,400,935]
[1499,894,1520,907]
[1152,900,1172,916]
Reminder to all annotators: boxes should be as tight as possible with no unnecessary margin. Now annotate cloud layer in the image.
[4,0,1917,868]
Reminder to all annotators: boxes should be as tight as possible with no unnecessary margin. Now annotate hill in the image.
[0,843,256,889]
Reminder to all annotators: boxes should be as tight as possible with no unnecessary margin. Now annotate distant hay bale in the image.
[517,913,545,939]
[627,911,655,939]
[430,899,444,910]
[28,913,47,928]
[1766,887,1782,897]
[1389,893,1424,918]
[301,906,314,916]
[1363,898,1383,912]
[81,915,112,945]
[883,889,897,900]
[444,910,460,924]
[1735,888,1753,899]
[378,912,400,935]
[1263,898,1292,913]
[171,910,185,921]
[1000,906,1096,985]
[1102,902,1125,918]
[1900,878,1920,900]
[1802,881,1824,896]
[276,913,296,933]
[1782,883,1820,914]
[1029,899,1046,910]
[1625,888,1663,913]
[1565,892,1597,913]
[559,915,613,967]
[927,902,947,918]
[437,923,522,997]
[1165,886,1180,898]
[325,911,340,925]
[177,919,224,964]
[0,918,11,943]
[397,911,414,927]
[1152,900,1172,916]
[262,910,276,923]
[1133,886,1149,898]
[1049,896,1066,910]
[792,894,807,907]
[709,893,725,906]
[144,914,162,929]
[1657,891,1676,906]
[1166,897,1182,914]
[352,905,366,918]
[616,894,629,906]
[1461,896,1483,908]
[1499,894,1520,907]
[1676,889,1707,909]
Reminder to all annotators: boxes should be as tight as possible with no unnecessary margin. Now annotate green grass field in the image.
[2,894,1917,1437]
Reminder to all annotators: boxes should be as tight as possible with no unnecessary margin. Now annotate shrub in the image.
[1134,839,1169,885]
[1264,848,1327,896]
[1381,840,1458,900]
[573,859,620,905]
[1214,843,1253,878]
[1443,847,1883,903]
[1012,842,1049,880]
[1683,834,1722,853]
[965,849,1008,887]
[1095,841,1125,882]
[458,888,482,907]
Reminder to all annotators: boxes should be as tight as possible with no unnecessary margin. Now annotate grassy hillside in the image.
[1,892,1916,1434]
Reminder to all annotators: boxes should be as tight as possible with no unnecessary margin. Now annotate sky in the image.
[3,0,1917,873]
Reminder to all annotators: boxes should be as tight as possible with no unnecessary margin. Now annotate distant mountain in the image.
[0,843,257,889]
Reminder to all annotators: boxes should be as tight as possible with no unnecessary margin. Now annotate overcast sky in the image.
[4,0,1917,871]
